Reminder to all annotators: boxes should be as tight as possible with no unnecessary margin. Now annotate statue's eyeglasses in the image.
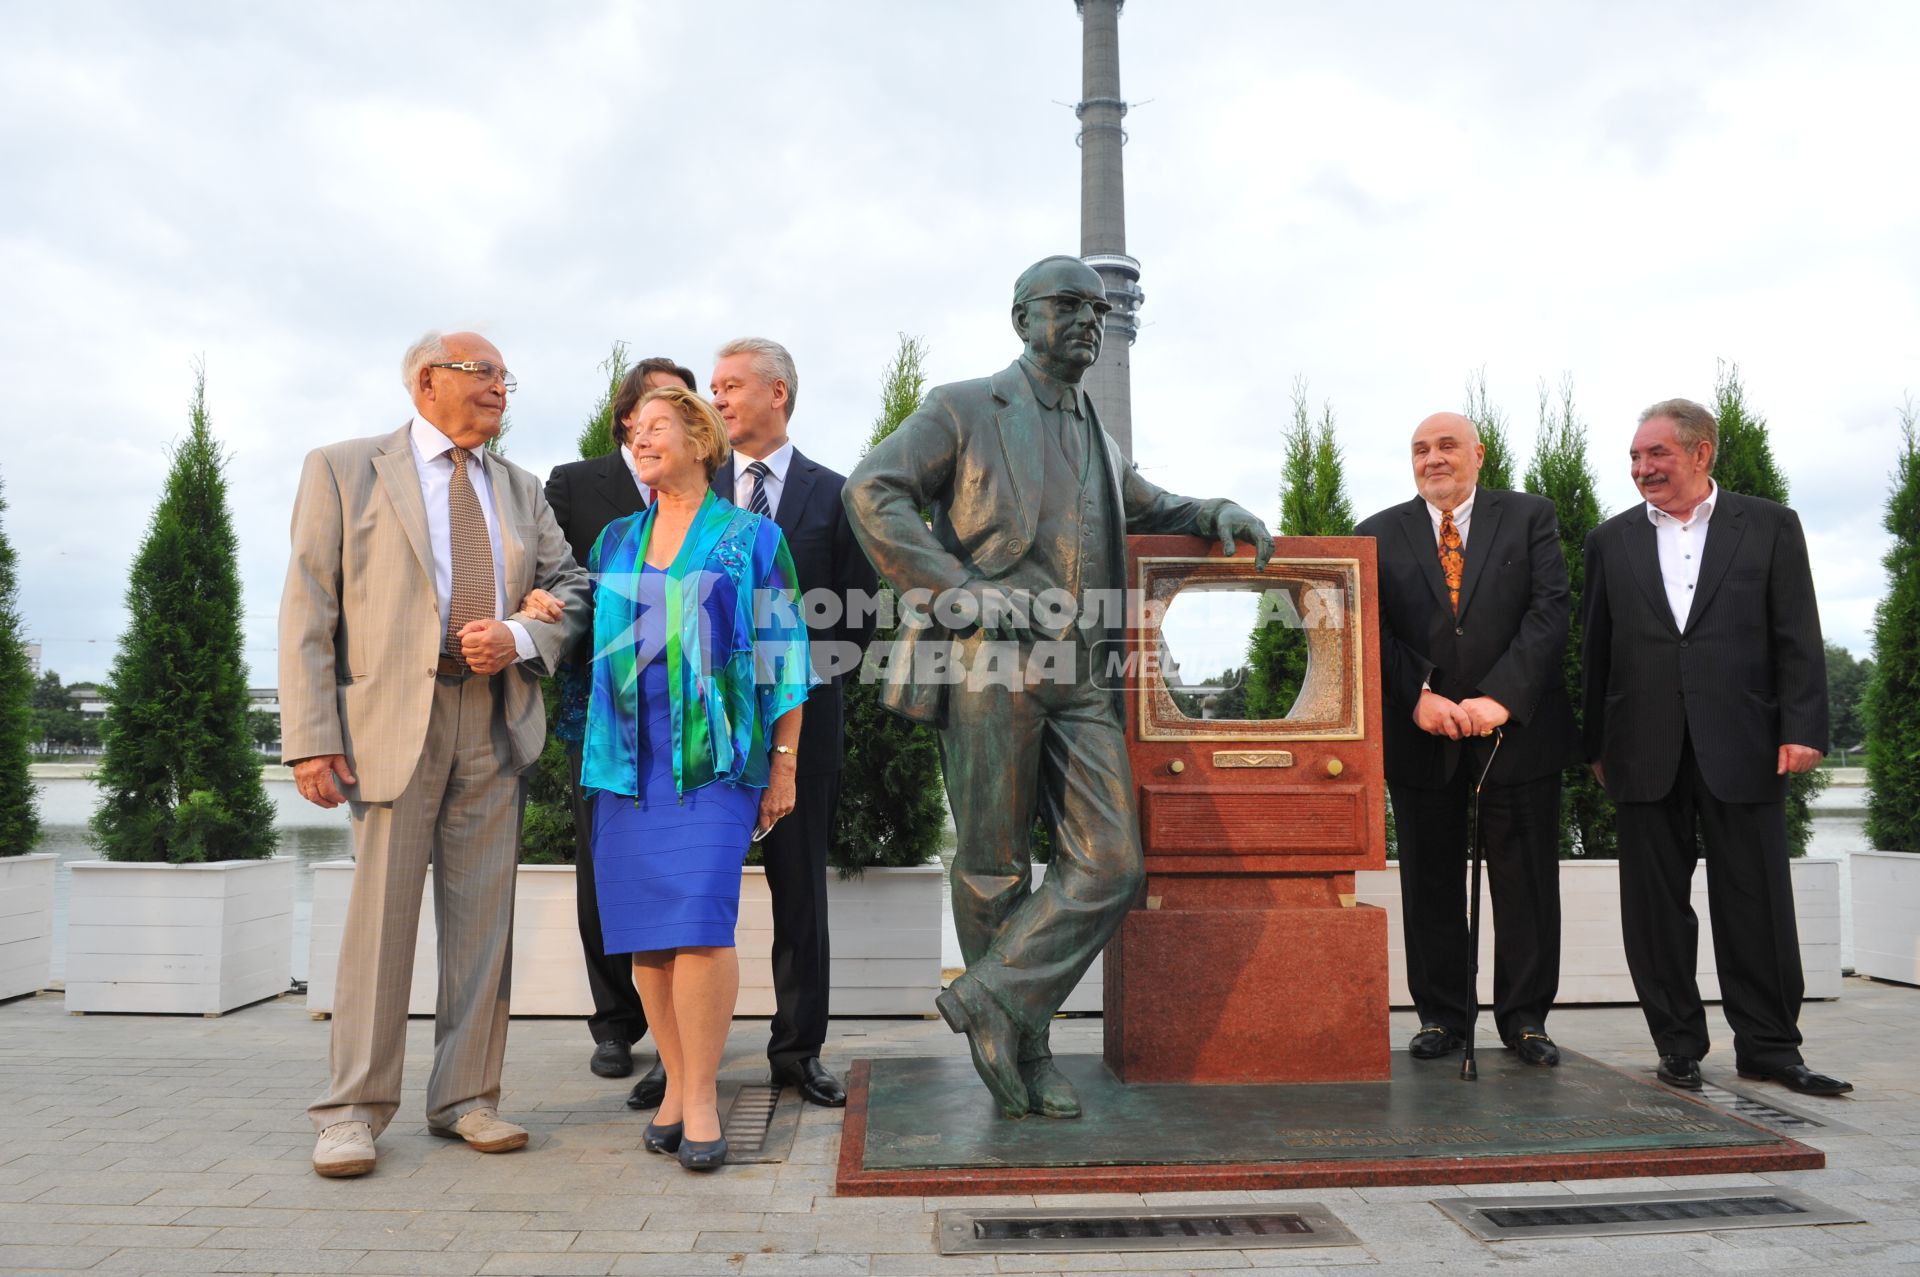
[430,360,518,392]
[1031,292,1113,320]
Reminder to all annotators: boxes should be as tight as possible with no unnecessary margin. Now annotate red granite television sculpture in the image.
[1104,535,1390,1084]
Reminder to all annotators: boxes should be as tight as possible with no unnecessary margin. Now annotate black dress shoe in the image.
[624,1061,668,1110]
[590,1039,634,1079]
[1408,1024,1464,1059]
[641,1120,682,1154]
[677,1135,727,1172]
[1510,1028,1561,1067]
[770,1057,846,1108]
[1737,1062,1854,1096]
[1657,1055,1703,1089]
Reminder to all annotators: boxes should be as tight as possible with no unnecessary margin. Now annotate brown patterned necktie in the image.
[444,447,497,661]
[1438,509,1464,615]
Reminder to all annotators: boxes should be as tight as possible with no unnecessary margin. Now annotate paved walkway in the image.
[2,979,1916,1275]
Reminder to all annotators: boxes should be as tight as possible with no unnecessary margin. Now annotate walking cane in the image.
[1460,726,1505,1082]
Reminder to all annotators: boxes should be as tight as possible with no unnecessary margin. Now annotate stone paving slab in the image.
[0,977,1916,1274]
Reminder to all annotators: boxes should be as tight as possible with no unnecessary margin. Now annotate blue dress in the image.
[592,565,761,952]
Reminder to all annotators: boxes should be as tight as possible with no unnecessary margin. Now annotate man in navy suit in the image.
[1584,398,1848,1096]
[545,356,695,1105]
[709,337,877,1107]
[1357,412,1577,1068]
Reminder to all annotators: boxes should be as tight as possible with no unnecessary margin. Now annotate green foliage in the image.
[1525,375,1613,858]
[0,474,39,853]
[1464,366,1516,491]
[837,334,947,874]
[31,672,98,757]
[1244,381,1354,719]
[575,343,632,460]
[1710,361,1827,850]
[89,365,276,863]
[1824,643,1874,754]
[247,710,279,751]
[1865,400,1920,852]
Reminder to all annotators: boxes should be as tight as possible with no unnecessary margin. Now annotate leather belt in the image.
[436,652,474,679]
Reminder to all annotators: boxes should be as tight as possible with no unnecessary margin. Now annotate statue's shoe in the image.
[935,981,1030,1119]
[1020,1057,1082,1119]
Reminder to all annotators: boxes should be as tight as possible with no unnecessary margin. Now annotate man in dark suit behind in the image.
[709,337,877,1108]
[545,356,696,1105]
[1357,412,1577,1067]
[1583,397,1849,1097]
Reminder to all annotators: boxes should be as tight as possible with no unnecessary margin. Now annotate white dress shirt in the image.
[617,441,653,504]
[1648,479,1718,630]
[1424,487,1477,547]
[732,439,794,516]
[407,416,535,663]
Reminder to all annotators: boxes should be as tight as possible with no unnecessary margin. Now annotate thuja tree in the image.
[518,343,632,864]
[1244,381,1354,718]
[1865,400,1920,852]
[835,334,947,873]
[90,366,275,862]
[1525,375,1612,858]
[1711,361,1828,852]
[1464,366,1517,491]
[0,473,39,853]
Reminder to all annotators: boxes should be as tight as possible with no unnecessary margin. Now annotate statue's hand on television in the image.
[1215,503,1273,571]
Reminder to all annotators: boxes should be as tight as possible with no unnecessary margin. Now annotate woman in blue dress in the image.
[530,385,812,1171]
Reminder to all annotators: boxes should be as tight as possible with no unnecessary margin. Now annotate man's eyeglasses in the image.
[430,361,518,393]
[1031,293,1112,320]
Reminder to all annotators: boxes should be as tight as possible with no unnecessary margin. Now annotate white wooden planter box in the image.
[1355,858,1843,1005]
[64,858,295,1015]
[0,853,57,1002]
[308,861,945,1018]
[1853,850,1920,985]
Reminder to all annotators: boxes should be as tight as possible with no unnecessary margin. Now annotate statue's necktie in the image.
[745,460,774,518]
[1438,509,1464,615]
[445,447,497,660]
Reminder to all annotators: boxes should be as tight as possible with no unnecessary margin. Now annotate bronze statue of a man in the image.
[844,256,1272,1118]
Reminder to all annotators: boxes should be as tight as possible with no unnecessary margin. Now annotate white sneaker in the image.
[313,1121,375,1178]
[429,1107,529,1153]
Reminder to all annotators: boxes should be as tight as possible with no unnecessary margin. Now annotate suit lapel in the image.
[775,449,818,530]
[989,361,1041,536]
[483,454,527,606]
[1398,500,1452,613]
[1454,490,1503,621]
[1623,510,1680,636]
[1683,492,1745,632]
[372,428,435,589]
[710,458,733,504]
[597,451,644,516]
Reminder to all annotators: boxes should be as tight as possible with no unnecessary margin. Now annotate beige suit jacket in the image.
[278,424,589,803]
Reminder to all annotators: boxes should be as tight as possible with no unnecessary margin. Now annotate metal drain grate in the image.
[717,1082,800,1164]
[1691,1081,1854,1134]
[1436,1187,1863,1241]
[938,1203,1357,1254]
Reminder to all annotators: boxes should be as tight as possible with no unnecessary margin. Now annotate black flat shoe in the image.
[1737,1062,1854,1096]
[624,1061,668,1110]
[642,1120,682,1154]
[1511,1028,1561,1067]
[1657,1055,1703,1089]
[1409,1024,1463,1060]
[590,1040,634,1079]
[770,1057,847,1108]
[677,1135,727,1172]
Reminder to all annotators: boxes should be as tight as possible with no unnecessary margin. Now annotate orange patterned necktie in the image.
[1438,509,1464,615]
[445,447,497,662]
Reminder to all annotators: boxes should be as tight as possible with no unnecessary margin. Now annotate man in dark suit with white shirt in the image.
[545,356,696,1106]
[709,337,877,1108]
[1583,397,1849,1097]
[1357,412,1578,1068]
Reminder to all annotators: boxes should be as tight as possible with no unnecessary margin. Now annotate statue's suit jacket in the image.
[278,424,589,803]
[1582,490,1827,806]
[844,358,1229,728]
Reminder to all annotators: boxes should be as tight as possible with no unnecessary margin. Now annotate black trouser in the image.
[566,741,647,1047]
[764,769,840,1071]
[1389,768,1562,1045]
[1614,733,1804,1070]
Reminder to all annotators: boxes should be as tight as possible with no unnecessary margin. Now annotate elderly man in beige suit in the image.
[281,330,588,1178]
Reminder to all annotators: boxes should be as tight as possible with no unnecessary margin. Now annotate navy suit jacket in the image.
[714,447,877,776]
[1582,490,1828,805]
[1357,488,1578,789]
[545,451,649,670]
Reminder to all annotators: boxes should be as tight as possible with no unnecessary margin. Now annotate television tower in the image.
[1075,0,1143,459]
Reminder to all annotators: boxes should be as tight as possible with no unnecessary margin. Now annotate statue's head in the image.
[1011,256,1111,383]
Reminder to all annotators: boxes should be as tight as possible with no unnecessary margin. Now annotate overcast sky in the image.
[5,0,1914,686]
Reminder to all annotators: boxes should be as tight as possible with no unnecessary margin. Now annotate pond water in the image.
[26,775,1870,986]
